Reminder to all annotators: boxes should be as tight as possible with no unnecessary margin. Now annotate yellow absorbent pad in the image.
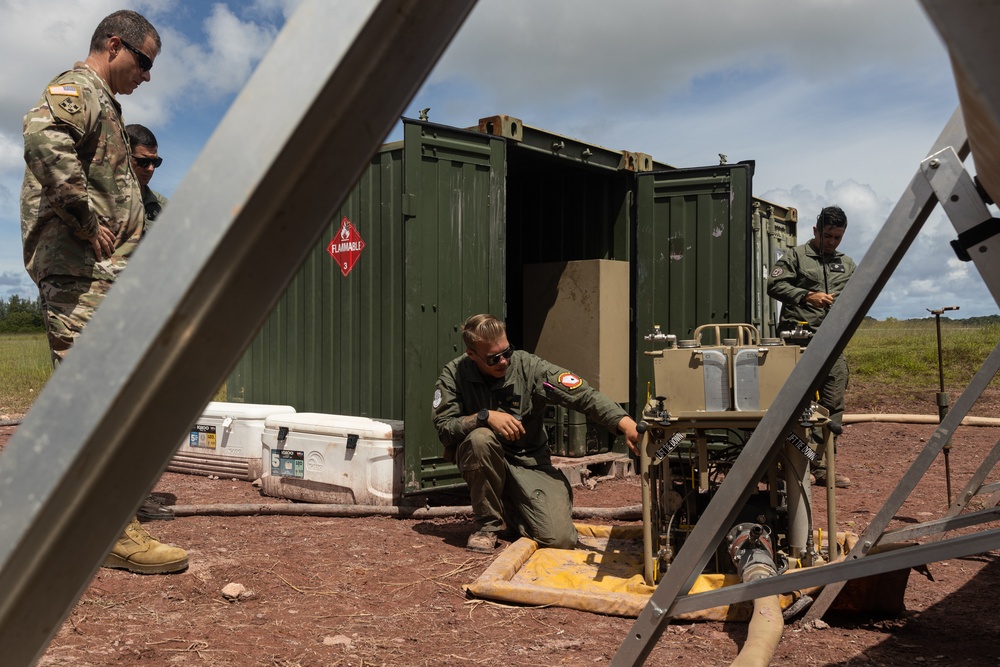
[466,524,864,620]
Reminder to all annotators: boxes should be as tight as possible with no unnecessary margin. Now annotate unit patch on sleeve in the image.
[770,266,783,278]
[59,98,82,115]
[558,372,583,390]
[432,389,442,409]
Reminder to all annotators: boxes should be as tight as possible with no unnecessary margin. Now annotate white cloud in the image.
[0,0,994,321]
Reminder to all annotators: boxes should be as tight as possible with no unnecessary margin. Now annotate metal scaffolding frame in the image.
[611,1,1000,662]
[0,2,475,665]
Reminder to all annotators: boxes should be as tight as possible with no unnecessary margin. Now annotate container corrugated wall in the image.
[227,144,407,419]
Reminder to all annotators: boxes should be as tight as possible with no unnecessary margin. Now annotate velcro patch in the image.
[558,372,582,390]
[49,84,79,96]
[59,98,82,115]
[770,266,783,277]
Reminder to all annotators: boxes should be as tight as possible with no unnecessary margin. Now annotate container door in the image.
[402,120,507,493]
[633,164,753,405]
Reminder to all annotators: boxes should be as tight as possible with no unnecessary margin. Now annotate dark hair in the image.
[126,124,158,149]
[816,205,848,230]
[462,314,506,349]
[90,10,161,54]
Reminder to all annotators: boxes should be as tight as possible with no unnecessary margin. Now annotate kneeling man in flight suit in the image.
[432,313,640,553]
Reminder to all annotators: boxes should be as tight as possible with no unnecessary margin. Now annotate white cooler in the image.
[168,402,296,480]
[260,413,404,506]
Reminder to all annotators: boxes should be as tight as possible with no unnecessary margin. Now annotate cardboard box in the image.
[522,260,630,402]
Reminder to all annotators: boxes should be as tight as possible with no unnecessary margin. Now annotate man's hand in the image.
[802,291,835,309]
[485,410,525,442]
[89,225,116,260]
[617,416,640,455]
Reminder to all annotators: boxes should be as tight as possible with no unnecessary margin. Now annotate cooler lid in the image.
[202,402,297,420]
[264,413,404,440]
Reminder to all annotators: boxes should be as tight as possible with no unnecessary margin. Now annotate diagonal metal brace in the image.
[0,2,475,665]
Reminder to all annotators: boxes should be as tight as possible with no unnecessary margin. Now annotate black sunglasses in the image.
[132,155,163,169]
[119,37,153,72]
[477,345,514,367]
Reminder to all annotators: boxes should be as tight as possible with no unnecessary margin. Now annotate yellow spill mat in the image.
[466,524,874,620]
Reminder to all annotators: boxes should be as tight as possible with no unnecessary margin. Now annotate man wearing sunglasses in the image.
[126,124,168,233]
[433,314,640,553]
[21,10,187,574]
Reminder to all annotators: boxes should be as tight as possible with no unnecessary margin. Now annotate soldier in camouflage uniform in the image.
[126,124,168,235]
[433,314,640,553]
[767,205,857,488]
[20,9,187,573]
[124,123,175,522]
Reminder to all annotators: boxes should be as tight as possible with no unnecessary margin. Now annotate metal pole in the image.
[928,305,959,507]
[0,2,476,664]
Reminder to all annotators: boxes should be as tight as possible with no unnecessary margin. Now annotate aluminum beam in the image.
[665,526,1000,617]
[611,109,969,666]
[0,2,474,664]
[804,337,1000,620]
[882,506,1000,543]
[929,434,1000,537]
[921,0,1000,204]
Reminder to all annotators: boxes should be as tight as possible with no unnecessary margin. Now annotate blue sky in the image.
[1,0,994,320]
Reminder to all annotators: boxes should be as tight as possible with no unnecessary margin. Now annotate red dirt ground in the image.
[3,381,1000,666]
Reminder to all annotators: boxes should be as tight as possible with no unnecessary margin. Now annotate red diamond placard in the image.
[327,217,366,277]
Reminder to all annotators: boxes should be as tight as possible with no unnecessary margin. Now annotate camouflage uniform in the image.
[20,62,146,363]
[141,186,168,236]
[433,351,627,548]
[767,241,857,462]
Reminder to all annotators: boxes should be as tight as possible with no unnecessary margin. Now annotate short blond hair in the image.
[461,314,506,348]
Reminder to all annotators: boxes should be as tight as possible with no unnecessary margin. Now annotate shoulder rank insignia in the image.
[48,84,79,97]
[59,98,82,115]
[558,372,583,390]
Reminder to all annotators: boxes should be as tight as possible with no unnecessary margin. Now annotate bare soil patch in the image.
[2,385,1000,666]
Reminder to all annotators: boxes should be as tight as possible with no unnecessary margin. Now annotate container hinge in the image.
[402,193,417,218]
[346,434,359,450]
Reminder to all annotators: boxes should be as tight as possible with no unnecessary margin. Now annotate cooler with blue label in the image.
[168,401,296,480]
[261,413,404,505]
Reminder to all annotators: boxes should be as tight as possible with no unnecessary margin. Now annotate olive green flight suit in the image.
[767,241,856,464]
[433,350,627,548]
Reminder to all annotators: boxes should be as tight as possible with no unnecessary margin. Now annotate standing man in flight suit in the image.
[767,205,857,488]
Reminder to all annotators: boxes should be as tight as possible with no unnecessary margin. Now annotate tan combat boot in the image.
[103,517,189,574]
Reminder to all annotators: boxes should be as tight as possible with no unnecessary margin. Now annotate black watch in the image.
[476,409,490,427]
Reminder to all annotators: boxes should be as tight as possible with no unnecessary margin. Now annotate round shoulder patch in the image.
[432,388,442,409]
[558,372,583,390]
[770,266,783,278]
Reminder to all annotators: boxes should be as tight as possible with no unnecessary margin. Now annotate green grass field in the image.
[0,322,996,418]
[0,333,52,416]
[845,320,1000,392]
[0,332,226,418]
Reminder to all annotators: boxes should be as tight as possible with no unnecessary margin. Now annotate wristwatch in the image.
[476,409,490,427]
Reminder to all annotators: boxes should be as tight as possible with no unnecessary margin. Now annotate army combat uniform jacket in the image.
[432,350,627,467]
[21,62,145,285]
[142,186,168,236]
[766,242,856,332]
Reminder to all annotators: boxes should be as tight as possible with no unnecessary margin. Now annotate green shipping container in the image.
[226,115,798,495]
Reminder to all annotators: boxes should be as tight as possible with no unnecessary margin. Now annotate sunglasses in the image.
[119,37,153,72]
[132,155,163,169]
[476,345,514,367]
